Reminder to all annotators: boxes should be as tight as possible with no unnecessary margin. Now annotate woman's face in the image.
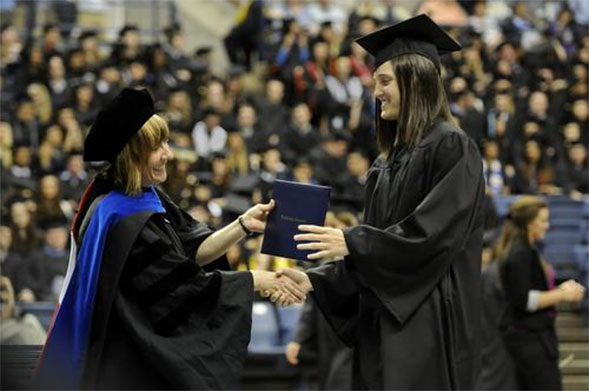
[40,175,60,199]
[45,126,64,147]
[335,56,352,79]
[48,56,65,79]
[312,41,329,62]
[10,202,30,229]
[525,140,541,163]
[142,140,172,186]
[373,61,401,121]
[528,207,550,242]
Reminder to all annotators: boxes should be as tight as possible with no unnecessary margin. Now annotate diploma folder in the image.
[261,180,331,261]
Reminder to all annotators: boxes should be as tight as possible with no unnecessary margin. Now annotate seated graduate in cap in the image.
[35,88,306,390]
[275,14,486,390]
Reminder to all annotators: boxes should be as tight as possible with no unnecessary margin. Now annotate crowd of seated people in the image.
[0,0,587,310]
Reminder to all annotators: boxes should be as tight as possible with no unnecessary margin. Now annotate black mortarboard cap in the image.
[83,88,154,162]
[355,14,461,71]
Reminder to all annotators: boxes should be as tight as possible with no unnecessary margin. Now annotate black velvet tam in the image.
[83,88,154,163]
[355,14,461,71]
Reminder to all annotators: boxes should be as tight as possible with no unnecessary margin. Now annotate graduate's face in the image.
[142,140,172,186]
[373,61,401,121]
[527,207,550,242]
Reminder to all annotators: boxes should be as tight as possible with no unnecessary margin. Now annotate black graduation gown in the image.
[307,121,485,390]
[81,189,254,390]
[294,298,353,390]
[476,262,517,390]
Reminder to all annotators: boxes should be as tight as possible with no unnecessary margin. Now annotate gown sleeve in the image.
[342,131,484,325]
[160,190,231,271]
[294,297,318,348]
[121,218,252,336]
[306,261,360,346]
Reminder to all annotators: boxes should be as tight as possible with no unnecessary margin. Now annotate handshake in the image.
[250,269,313,306]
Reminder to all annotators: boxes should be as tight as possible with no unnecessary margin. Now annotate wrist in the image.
[251,270,274,291]
[238,215,254,237]
[250,270,260,291]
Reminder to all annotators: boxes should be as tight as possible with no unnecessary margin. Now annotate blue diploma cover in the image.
[261,180,331,261]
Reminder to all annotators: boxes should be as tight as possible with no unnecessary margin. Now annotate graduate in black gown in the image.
[476,239,518,390]
[275,15,486,389]
[35,88,305,390]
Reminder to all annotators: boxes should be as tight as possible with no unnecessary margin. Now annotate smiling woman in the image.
[108,114,171,194]
[280,14,487,390]
[34,88,305,390]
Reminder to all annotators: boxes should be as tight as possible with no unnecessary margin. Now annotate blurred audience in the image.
[0,0,587,310]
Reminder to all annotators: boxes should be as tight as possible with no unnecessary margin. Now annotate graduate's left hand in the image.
[294,225,350,261]
[241,199,275,234]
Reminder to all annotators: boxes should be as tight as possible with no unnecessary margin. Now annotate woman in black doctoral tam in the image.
[35,88,305,390]
[276,14,486,390]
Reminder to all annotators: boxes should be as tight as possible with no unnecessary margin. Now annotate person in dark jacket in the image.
[274,15,486,390]
[476,238,518,390]
[35,88,305,390]
[495,195,585,390]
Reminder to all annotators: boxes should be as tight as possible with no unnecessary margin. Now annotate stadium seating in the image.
[248,301,282,354]
[276,303,303,344]
[16,302,56,332]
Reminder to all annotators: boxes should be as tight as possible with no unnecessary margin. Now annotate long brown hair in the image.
[376,54,456,156]
[108,114,169,196]
[494,195,548,262]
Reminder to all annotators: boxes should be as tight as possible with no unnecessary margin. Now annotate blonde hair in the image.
[27,83,53,125]
[111,114,169,195]
[0,121,14,168]
[494,195,548,261]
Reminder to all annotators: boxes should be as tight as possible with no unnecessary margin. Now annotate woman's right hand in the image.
[558,279,585,302]
[285,342,301,365]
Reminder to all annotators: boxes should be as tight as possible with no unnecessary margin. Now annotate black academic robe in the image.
[307,121,485,390]
[476,262,517,390]
[80,188,253,390]
[294,298,353,390]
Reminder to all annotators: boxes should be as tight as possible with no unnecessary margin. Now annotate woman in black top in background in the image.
[496,195,585,390]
